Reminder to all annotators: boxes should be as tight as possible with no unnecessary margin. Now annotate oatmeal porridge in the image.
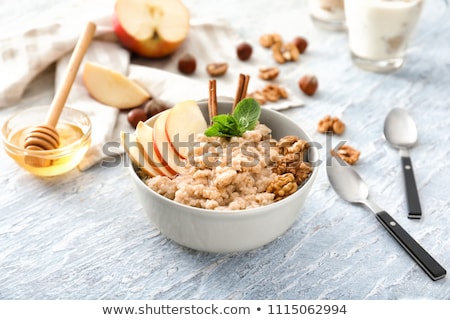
[145,123,312,210]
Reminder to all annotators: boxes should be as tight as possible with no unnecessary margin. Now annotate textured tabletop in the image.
[1,0,449,299]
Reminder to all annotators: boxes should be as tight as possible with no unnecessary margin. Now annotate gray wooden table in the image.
[1,0,449,299]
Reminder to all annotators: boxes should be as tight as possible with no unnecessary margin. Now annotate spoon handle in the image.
[376,211,446,281]
[401,156,422,219]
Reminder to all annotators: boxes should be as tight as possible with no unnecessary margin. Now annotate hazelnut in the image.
[292,36,308,54]
[177,53,196,75]
[142,99,169,117]
[206,63,228,77]
[298,75,318,96]
[127,107,148,128]
[236,42,253,61]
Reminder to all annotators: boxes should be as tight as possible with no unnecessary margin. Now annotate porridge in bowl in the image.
[123,96,312,211]
[146,123,312,210]
[123,78,319,252]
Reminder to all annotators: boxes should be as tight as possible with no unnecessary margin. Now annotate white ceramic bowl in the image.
[128,99,319,253]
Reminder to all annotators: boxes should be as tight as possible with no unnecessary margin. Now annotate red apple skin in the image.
[112,13,187,58]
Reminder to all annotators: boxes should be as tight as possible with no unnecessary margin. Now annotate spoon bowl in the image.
[383,108,422,219]
[383,108,418,148]
[326,156,368,203]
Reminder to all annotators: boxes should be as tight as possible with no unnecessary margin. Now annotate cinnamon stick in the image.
[208,79,218,123]
[232,73,250,111]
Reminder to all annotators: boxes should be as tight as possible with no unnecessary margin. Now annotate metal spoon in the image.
[383,108,421,219]
[326,156,446,281]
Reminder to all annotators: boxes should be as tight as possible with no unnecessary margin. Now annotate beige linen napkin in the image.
[0,1,114,108]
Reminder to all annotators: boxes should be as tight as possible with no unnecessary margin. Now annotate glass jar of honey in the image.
[2,105,91,177]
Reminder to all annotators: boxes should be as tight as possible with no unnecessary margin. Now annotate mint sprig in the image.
[204,98,261,137]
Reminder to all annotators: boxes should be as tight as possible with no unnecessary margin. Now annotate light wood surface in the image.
[1,0,449,300]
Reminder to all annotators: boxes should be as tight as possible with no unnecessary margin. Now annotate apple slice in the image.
[165,100,207,159]
[82,61,150,109]
[120,131,160,177]
[152,110,187,175]
[113,0,190,58]
[135,121,177,177]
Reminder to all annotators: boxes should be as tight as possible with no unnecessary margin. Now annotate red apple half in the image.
[113,0,190,58]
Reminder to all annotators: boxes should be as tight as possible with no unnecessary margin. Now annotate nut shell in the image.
[236,42,253,61]
[178,54,196,75]
[298,75,318,96]
[127,108,148,128]
[292,36,308,54]
[143,99,169,117]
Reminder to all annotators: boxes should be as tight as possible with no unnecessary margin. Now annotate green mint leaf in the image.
[211,114,239,134]
[204,123,221,137]
[232,98,261,132]
[203,98,261,137]
[204,116,239,137]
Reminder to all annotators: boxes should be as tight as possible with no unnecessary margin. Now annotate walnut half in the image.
[274,135,312,185]
[266,173,298,201]
[258,67,279,80]
[247,84,288,105]
[317,115,346,135]
[206,63,228,77]
[272,42,299,64]
[331,144,360,165]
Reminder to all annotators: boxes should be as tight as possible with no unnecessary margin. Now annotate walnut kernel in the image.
[259,33,283,48]
[317,115,345,135]
[258,67,280,80]
[247,84,288,105]
[266,173,298,201]
[332,145,360,165]
[206,63,228,77]
[272,42,300,64]
[274,135,312,185]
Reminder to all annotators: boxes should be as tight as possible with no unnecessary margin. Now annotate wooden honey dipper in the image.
[23,22,96,166]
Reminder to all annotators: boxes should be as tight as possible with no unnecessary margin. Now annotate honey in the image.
[6,122,90,177]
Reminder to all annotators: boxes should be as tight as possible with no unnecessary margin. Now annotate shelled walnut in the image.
[259,33,283,48]
[317,115,345,135]
[206,63,228,77]
[259,33,301,64]
[247,84,288,105]
[272,42,299,64]
[258,67,279,80]
[266,173,298,201]
[331,144,360,165]
[273,135,312,185]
